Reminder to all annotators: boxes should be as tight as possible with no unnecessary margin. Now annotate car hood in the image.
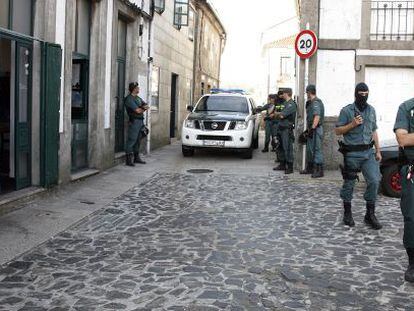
[187,111,249,121]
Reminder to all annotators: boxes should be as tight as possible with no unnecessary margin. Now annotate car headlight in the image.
[184,120,195,128]
[234,121,248,130]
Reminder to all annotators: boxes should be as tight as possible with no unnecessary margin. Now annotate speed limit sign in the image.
[295,30,318,59]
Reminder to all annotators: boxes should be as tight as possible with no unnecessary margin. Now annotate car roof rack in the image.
[210,88,249,95]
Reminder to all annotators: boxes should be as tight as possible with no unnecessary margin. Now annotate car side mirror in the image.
[187,105,194,112]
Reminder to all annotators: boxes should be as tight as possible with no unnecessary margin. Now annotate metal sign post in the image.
[295,25,318,171]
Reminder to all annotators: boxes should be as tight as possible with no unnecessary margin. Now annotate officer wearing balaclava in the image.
[335,83,382,230]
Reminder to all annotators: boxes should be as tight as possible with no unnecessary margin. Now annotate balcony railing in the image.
[370,1,414,40]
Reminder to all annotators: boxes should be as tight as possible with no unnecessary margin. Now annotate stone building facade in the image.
[192,0,226,102]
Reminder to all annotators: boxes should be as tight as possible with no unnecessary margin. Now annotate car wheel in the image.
[182,146,195,157]
[252,134,259,149]
[241,147,253,159]
[382,164,402,198]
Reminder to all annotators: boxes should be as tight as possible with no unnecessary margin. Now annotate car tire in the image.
[241,147,253,159]
[382,164,402,198]
[252,134,259,149]
[182,146,195,157]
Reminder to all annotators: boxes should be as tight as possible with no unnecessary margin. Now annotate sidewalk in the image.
[0,138,345,266]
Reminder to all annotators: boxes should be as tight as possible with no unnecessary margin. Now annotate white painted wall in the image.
[316,50,356,116]
[55,0,66,133]
[366,67,414,140]
[319,0,362,40]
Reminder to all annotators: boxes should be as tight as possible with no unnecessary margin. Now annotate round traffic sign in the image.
[295,30,318,59]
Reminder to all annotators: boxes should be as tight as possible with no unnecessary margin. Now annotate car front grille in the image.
[202,121,227,131]
[197,135,233,141]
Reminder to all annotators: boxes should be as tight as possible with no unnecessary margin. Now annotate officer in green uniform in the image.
[335,83,382,230]
[394,98,414,282]
[273,88,297,174]
[300,85,325,178]
[124,82,149,166]
[259,95,276,153]
[273,91,286,163]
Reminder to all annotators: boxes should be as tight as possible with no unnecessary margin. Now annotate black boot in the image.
[300,162,313,175]
[364,202,382,230]
[312,164,324,178]
[343,202,355,227]
[262,147,269,153]
[285,162,294,174]
[126,153,135,167]
[273,161,286,171]
[134,153,146,164]
[405,248,414,283]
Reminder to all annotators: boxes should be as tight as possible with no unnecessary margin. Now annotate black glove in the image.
[308,128,315,138]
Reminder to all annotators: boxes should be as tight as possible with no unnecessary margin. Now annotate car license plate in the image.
[203,140,225,147]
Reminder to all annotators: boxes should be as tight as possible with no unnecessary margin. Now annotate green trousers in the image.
[401,165,414,249]
[126,119,144,154]
[280,128,294,164]
[306,127,324,165]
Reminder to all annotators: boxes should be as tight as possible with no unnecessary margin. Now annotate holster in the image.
[339,164,360,181]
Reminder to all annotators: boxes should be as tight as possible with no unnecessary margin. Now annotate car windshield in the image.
[195,96,249,113]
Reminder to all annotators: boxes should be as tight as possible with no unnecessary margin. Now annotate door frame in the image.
[170,73,178,138]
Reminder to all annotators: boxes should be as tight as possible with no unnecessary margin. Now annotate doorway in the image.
[170,73,178,138]
[0,37,32,194]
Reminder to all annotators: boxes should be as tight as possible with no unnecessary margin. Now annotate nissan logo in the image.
[211,122,219,130]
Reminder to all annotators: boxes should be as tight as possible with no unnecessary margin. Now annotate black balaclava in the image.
[355,82,369,111]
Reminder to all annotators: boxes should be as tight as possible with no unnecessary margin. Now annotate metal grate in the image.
[371,1,414,41]
[187,169,214,174]
[202,121,227,131]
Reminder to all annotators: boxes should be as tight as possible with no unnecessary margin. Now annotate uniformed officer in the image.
[273,91,286,163]
[394,98,414,282]
[335,83,382,230]
[260,95,276,153]
[124,82,149,166]
[273,88,297,174]
[300,85,325,178]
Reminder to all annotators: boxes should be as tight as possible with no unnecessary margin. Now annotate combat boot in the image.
[364,202,382,230]
[134,153,146,164]
[126,153,135,167]
[300,162,313,174]
[273,161,286,171]
[343,202,355,227]
[285,162,294,174]
[405,248,414,283]
[312,164,324,178]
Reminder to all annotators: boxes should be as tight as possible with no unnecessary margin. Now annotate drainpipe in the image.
[145,8,153,155]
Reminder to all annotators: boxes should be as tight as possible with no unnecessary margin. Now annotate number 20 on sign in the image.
[295,30,318,59]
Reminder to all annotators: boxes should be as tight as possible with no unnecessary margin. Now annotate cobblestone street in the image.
[0,159,412,310]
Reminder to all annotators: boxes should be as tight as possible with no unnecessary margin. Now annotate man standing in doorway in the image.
[394,97,414,282]
[273,88,297,174]
[124,82,148,166]
[300,85,325,178]
[335,83,382,230]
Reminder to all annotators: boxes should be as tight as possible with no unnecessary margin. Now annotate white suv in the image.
[181,92,261,159]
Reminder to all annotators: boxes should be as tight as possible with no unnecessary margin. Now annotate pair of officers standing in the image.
[260,86,325,178]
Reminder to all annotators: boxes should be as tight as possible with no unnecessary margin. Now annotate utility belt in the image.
[279,124,295,131]
[338,141,375,155]
[398,148,414,167]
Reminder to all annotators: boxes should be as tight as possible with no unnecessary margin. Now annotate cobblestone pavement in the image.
[0,172,412,310]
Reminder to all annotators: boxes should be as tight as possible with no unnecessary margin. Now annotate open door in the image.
[14,42,32,190]
[41,43,62,187]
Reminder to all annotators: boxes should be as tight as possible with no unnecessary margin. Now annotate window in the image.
[117,18,127,59]
[74,0,91,56]
[188,8,195,41]
[154,0,165,14]
[151,66,160,110]
[195,96,249,113]
[370,0,414,40]
[174,0,189,27]
[0,0,34,35]
[280,57,291,78]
